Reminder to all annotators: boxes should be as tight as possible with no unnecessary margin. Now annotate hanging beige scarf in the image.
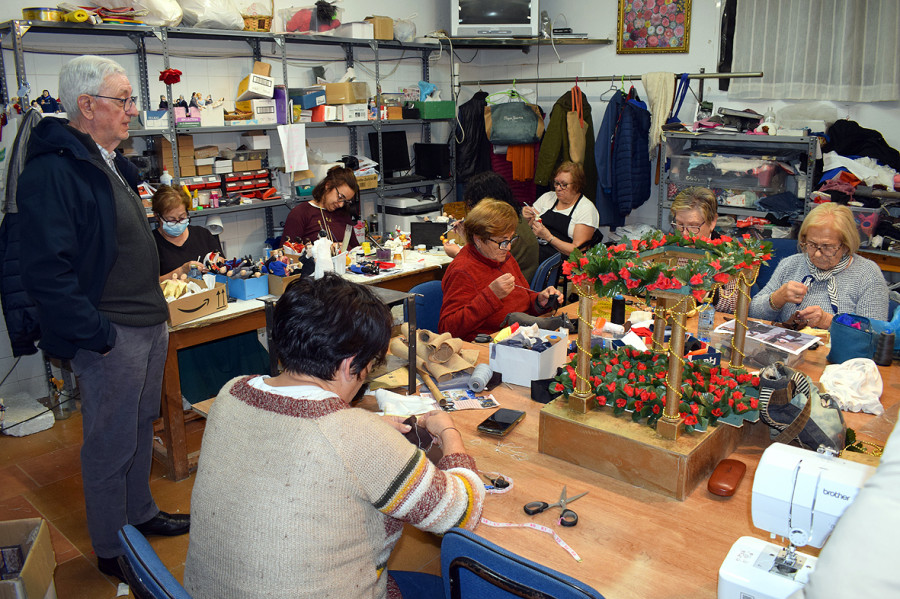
[566,85,587,165]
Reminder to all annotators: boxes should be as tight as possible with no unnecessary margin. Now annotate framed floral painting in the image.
[617,0,692,54]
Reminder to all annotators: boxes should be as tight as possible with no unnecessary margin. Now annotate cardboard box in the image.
[178,164,197,177]
[141,109,169,129]
[365,16,393,40]
[324,81,369,105]
[356,173,378,190]
[252,60,272,77]
[268,272,301,296]
[233,159,263,171]
[194,157,216,166]
[292,90,326,110]
[200,106,225,127]
[0,519,56,599]
[160,135,194,150]
[194,145,219,159]
[236,73,275,103]
[240,133,271,150]
[249,99,277,124]
[196,165,213,176]
[338,103,368,122]
[163,279,228,326]
[488,328,568,387]
[386,106,403,120]
[213,160,233,174]
[216,274,270,300]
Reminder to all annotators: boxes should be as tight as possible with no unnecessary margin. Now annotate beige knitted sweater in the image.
[183,376,484,599]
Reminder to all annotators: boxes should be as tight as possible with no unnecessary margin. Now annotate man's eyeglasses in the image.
[553,180,570,190]
[671,221,703,235]
[487,235,519,250]
[800,241,842,257]
[92,95,138,111]
[160,215,189,225]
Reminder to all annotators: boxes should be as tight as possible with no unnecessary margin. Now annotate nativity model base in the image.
[538,400,764,500]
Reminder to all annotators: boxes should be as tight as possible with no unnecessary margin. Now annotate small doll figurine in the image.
[203,251,227,275]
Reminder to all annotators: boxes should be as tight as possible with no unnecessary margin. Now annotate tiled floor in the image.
[0,404,441,598]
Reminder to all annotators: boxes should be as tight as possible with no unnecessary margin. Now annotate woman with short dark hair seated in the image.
[439,199,563,341]
[445,170,540,282]
[184,274,484,598]
[750,202,888,328]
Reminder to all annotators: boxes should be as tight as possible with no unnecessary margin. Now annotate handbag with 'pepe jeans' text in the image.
[484,102,545,145]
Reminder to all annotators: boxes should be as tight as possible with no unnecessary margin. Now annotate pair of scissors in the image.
[523,486,587,527]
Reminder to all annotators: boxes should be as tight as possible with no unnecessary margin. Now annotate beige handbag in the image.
[566,85,587,165]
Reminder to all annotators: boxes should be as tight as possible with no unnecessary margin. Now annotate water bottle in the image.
[159,169,173,186]
[697,306,715,343]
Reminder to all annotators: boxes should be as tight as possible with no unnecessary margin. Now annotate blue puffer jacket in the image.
[594,90,651,228]
[14,117,140,359]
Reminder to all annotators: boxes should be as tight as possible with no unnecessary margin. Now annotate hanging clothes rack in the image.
[458,70,762,87]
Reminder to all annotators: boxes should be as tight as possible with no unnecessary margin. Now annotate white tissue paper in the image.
[374,389,434,416]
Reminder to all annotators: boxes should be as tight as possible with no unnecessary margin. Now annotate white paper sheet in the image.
[276,124,308,172]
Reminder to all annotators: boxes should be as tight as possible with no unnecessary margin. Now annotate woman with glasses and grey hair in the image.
[750,202,888,329]
[440,199,563,341]
[670,187,738,313]
[523,161,602,264]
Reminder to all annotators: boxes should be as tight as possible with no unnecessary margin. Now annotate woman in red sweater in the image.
[439,199,563,341]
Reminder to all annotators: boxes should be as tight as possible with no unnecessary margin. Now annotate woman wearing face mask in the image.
[151,185,223,280]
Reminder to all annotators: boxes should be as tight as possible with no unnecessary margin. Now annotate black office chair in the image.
[441,527,605,599]
[530,253,562,291]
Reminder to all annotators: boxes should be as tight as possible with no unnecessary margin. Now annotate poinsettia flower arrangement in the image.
[561,231,772,302]
[551,347,760,431]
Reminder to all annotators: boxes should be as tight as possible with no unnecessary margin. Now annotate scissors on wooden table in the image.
[523,486,587,527]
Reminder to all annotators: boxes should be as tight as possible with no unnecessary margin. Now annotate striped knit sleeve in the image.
[374,449,484,533]
[325,410,484,533]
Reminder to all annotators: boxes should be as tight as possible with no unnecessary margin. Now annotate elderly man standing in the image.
[17,56,189,582]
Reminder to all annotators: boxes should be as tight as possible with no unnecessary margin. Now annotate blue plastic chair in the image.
[117,525,192,599]
[403,280,444,333]
[754,237,799,292]
[530,253,562,291]
[441,528,605,599]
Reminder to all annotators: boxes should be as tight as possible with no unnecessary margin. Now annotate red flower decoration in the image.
[159,68,182,84]
[616,397,627,408]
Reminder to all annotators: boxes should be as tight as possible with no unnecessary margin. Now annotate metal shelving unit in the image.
[656,132,817,230]
[0,20,456,236]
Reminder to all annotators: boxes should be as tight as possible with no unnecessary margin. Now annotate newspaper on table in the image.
[713,318,819,356]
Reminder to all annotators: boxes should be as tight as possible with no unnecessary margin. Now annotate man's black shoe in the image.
[97,556,126,583]
[134,511,190,537]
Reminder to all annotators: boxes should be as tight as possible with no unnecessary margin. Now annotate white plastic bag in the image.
[89,0,182,26]
[393,13,416,42]
[178,0,244,29]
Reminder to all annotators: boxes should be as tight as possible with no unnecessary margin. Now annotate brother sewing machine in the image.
[718,443,875,599]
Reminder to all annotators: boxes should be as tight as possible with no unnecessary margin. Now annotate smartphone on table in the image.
[477,408,526,437]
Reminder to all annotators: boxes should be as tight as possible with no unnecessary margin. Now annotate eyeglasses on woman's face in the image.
[486,235,519,250]
[160,213,189,225]
[800,241,842,257]
[671,221,704,235]
[553,180,570,190]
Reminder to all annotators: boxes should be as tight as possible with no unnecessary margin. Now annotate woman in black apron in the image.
[524,161,602,264]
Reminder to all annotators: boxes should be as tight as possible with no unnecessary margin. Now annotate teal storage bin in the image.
[216,273,270,300]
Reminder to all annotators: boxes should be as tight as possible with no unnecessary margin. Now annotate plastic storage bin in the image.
[412,101,455,120]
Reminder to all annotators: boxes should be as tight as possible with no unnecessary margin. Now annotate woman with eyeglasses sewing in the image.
[670,187,739,314]
[523,161,602,264]
[152,185,222,280]
[439,199,563,341]
[282,166,360,249]
[750,202,888,329]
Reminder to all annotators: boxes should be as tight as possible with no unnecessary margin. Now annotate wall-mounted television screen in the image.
[451,0,539,38]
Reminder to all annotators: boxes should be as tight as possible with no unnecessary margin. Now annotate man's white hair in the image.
[59,56,127,124]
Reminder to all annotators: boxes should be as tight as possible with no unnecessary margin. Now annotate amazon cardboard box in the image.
[162,279,227,326]
[0,518,56,599]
